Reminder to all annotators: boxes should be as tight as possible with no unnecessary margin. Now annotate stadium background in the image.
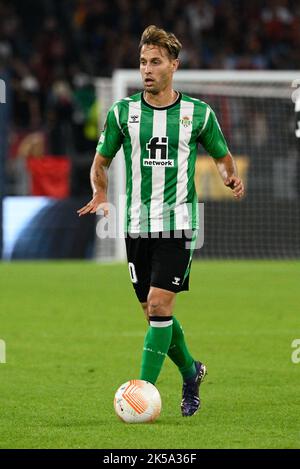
[0,0,299,450]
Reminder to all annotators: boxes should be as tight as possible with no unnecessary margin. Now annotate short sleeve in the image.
[197,106,229,158]
[96,105,123,158]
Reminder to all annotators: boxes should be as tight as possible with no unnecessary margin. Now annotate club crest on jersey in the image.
[144,136,174,167]
[180,116,192,127]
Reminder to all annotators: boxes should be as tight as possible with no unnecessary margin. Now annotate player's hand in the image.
[77,193,109,217]
[224,176,245,200]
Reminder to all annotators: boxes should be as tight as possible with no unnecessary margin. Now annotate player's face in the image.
[140,45,178,95]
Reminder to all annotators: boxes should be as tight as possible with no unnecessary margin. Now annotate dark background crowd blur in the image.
[0,0,300,260]
[1,0,300,197]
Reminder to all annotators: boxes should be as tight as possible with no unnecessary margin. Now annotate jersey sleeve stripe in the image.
[198,106,211,136]
[114,105,121,130]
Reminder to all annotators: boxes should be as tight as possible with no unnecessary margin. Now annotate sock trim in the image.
[149,316,173,328]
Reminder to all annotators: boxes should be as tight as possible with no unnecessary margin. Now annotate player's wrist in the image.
[93,190,106,198]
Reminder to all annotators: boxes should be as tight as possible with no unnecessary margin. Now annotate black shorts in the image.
[125,230,198,303]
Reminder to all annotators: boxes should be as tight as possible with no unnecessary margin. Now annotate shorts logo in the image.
[180,116,192,127]
[172,277,181,286]
[144,136,174,167]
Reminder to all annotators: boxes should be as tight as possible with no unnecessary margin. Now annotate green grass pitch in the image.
[0,260,299,449]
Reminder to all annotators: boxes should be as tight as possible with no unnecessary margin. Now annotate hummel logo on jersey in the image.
[144,136,174,167]
[172,277,181,286]
[129,115,139,123]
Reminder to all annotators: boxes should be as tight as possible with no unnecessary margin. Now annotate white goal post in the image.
[94,70,300,262]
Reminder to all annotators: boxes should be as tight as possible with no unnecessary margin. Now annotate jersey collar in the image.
[141,91,182,110]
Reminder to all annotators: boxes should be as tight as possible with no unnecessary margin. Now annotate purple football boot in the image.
[181,361,207,417]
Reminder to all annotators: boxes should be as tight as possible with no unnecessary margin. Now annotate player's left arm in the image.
[198,106,244,200]
[212,152,245,200]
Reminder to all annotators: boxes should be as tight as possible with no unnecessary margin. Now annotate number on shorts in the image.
[128,262,138,283]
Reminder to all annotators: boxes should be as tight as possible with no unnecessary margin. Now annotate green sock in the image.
[168,316,196,380]
[140,316,173,385]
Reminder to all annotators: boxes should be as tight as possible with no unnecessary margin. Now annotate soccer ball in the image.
[114,379,162,423]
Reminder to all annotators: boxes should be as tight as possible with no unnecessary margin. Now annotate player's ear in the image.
[172,58,179,72]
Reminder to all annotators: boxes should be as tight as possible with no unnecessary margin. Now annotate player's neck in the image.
[143,89,178,108]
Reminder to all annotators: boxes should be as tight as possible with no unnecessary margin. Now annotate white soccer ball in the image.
[114,379,162,423]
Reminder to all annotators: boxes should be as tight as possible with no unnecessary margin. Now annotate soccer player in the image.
[78,25,244,417]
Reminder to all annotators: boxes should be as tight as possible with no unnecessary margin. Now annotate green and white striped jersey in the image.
[96,92,229,233]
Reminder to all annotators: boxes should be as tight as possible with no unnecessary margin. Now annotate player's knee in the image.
[140,302,149,322]
[147,289,173,316]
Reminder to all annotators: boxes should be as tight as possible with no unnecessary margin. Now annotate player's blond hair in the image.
[139,25,182,59]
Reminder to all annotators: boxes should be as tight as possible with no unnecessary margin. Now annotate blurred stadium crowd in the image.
[0,0,300,197]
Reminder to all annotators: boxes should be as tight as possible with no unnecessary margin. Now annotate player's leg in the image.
[168,316,197,378]
[126,231,206,413]
[139,230,199,386]
[150,231,207,416]
[126,234,174,385]
[139,286,175,385]
[150,232,197,378]
[141,298,196,380]
[140,294,206,416]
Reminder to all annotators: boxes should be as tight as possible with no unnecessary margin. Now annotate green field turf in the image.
[0,260,299,449]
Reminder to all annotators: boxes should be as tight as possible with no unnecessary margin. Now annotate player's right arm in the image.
[77,103,123,217]
[77,153,112,216]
